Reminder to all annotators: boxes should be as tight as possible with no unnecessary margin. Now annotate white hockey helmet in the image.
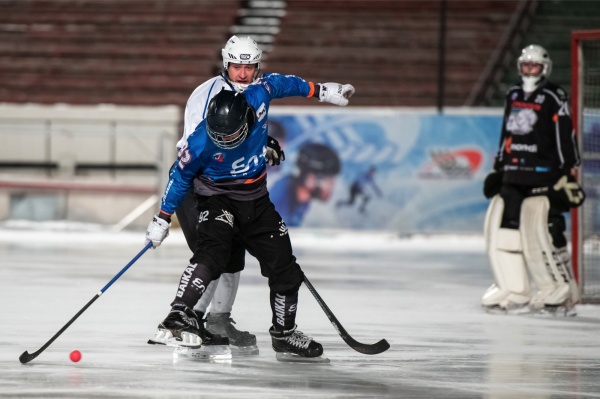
[517,44,552,92]
[222,35,262,71]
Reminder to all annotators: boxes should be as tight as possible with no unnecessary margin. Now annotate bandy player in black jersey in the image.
[481,44,585,315]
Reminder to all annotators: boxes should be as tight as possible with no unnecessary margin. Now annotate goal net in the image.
[572,30,600,303]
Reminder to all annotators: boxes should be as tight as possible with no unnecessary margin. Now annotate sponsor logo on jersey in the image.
[511,101,542,111]
[506,108,538,135]
[162,179,174,205]
[213,152,224,162]
[178,146,192,169]
[418,148,482,179]
[509,143,538,153]
[215,210,234,227]
[231,153,261,176]
[504,136,512,153]
[256,102,266,121]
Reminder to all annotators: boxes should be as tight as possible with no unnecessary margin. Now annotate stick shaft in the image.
[19,242,153,364]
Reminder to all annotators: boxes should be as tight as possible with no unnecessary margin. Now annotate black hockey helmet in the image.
[296,142,341,177]
[206,90,254,149]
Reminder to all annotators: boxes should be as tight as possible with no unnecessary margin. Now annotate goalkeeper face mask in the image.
[517,44,552,93]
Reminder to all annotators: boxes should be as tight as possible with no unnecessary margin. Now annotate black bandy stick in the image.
[303,276,390,355]
[19,242,153,364]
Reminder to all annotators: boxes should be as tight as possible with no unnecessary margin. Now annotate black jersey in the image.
[494,80,580,186]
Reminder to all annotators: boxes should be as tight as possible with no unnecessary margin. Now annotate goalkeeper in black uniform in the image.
[481,44,585,314]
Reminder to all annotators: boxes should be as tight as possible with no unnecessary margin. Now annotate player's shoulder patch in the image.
[545,82,569,101]
[506,84,521,96]
[555,86,568,100]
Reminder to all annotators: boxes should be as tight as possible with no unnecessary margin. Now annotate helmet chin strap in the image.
[224,71,260,93]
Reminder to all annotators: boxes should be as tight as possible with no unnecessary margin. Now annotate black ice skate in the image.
[147,304,202,348]
[270,325,329,363]
[206,312,259,355]
[172,310,232,361]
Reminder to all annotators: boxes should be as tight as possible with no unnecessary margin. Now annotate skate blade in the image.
[231,345,260,356]
[165,334,202,349]
[147,329,173,345]
[275,352,330,363]
[173,345,232,361]
[530,305,577,317]
[483,305,532,315]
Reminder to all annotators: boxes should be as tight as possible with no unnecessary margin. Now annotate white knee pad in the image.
[482,195,531,308]
[520,196,579,307]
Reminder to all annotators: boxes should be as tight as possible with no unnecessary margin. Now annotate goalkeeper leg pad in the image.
[520,196,579,307]
[482,195,531,308]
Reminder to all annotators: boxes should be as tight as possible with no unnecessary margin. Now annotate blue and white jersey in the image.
[177,74,236,151]
[160,73,314,215]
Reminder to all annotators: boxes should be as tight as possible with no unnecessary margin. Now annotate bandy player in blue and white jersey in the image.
[152,36,284,355]
[145,73,354,361]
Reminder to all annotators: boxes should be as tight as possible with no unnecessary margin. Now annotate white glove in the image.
[145,214,170,248]
[317,82,355,106]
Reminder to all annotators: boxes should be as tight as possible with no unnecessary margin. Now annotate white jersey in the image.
[176,74,237,151]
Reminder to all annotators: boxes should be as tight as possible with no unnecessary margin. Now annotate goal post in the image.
[571,30,600,303]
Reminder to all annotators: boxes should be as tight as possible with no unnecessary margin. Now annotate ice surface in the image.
[2,223,600,398]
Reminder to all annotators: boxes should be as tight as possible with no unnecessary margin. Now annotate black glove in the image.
[550,175,585,208]
[483,170,503,199]
[266,135,285,166]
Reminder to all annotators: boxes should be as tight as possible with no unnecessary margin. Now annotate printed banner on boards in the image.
[266,109,502,233]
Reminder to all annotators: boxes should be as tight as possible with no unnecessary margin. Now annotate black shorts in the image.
[175,189,245,273]
[190,193,304,294]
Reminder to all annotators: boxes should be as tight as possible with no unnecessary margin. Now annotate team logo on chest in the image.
[213,152,224,162]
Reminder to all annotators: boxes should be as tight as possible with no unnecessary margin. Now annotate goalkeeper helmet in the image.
[517,44,552,92]
[206,90,253,149]
[296,142,341,177]
[222,35,262,72]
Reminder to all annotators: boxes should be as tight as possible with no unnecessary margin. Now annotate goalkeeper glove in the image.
[483,170,503,199]
[551,175,585,208]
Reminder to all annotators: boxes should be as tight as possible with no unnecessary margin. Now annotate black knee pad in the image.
[268,261,305,294]
[223,239,245,274]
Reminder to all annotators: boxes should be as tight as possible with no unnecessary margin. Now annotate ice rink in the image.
[2,223,600,398]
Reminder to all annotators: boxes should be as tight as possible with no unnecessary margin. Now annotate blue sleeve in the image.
[255,73,313,100]
[159,134,206,215]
